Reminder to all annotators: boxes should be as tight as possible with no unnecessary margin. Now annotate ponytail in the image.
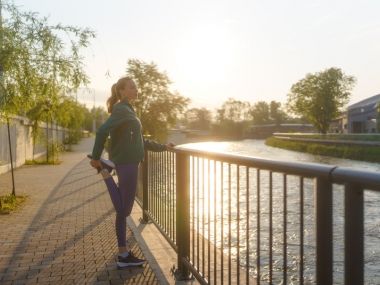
[107,84,119,113]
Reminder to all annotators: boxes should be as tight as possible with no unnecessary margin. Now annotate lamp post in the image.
[0,0,3,101]
[1,0,16,196]
[92,89,96,134]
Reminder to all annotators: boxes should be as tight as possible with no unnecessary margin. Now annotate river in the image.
[180,139,380,285]
[182,139,380,171]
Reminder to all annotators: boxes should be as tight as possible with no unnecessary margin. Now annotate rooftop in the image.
[348,94,380,110]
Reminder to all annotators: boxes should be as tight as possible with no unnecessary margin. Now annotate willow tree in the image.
[0,1,94,194]
[287,67,356,134]
[126,59,189,141]
[0,1,94,163]
[55,96,88,150]
[0,0,94,120]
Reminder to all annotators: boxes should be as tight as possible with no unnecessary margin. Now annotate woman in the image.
[90,76,174,268]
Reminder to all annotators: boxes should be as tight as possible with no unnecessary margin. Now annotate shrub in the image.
[266,137,380,163]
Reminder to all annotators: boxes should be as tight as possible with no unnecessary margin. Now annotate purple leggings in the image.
[103,163,139,247]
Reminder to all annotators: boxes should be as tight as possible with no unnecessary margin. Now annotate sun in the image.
[173,22,236,83]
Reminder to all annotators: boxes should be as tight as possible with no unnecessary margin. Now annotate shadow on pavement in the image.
[1,158,161,284]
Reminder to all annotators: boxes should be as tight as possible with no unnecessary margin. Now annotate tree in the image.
[215,98,251,138]
[250,101,270,125]
[55,96,88,146]
[184,108,212,130]
[0,1,94,193]
[83,106,108,132]
[287,67,355,133]
[26,96,88,160]
[0,1,95,117]
[269,101,288,125]
[26,97,55,161]
[216,98,251,123]
[126,59,189,141]
[250,100,288,125]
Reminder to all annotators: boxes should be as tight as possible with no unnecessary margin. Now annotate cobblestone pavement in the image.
[0,138,159,284]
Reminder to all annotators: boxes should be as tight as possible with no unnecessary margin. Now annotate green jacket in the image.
[91,100,166,164]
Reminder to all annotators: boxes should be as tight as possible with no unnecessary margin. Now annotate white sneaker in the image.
[87,154,115,173]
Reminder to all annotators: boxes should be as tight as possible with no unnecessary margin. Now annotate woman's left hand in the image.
[165,142,175,151]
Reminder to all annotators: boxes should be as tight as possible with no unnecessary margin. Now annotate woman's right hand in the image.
[90,159,102,169]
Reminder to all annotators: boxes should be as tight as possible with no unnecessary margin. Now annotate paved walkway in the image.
[0,138,160,284]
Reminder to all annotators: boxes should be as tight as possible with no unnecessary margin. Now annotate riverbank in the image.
[265,135,380,163]
[273,132,380,141]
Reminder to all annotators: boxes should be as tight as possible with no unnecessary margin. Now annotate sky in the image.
[10,0,380,110]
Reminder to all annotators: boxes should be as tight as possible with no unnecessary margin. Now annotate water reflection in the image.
[183,139,380,284]
[183,139,380,171]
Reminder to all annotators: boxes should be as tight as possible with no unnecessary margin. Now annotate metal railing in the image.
[136,146,380,285]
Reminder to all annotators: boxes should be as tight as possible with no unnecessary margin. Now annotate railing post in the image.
[315,177,333,285]
[141,150,149,223]
[345,183,363,285]
[175,152,191,279]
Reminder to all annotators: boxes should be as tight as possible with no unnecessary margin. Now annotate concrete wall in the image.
[0,115,68,175]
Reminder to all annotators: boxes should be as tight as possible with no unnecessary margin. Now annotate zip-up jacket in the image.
[91,100,166,164]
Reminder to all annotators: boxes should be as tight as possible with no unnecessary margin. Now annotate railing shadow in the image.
[48,180,101,203]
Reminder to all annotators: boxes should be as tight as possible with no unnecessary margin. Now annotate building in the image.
[347,94,380,133]
[329,113,348,133]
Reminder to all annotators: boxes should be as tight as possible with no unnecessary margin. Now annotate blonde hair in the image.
[106,77,133,113]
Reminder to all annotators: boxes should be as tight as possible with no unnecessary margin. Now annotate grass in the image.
[25,159,62,165]
[0,194,27,215]
[274,133,380,141]
[266,136,380,163]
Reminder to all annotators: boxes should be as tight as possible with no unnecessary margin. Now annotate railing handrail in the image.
[174,146,380,191]
[331,167,380,190]
[142,147,380,284]
[174,146,334,178]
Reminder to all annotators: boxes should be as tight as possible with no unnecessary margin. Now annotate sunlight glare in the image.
[183,141,229,153]
[174,22,235,83]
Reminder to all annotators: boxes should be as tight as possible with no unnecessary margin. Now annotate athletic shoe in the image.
[87,154,115,173]
[117,251,146,268]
